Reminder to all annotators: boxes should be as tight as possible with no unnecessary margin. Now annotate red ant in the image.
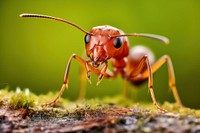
[20,13,183,112]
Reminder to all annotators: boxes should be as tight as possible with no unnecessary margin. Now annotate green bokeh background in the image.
[0,1,200,108]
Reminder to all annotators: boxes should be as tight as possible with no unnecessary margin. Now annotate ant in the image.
[20,13,183,112]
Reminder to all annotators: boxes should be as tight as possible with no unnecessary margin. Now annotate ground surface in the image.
[1,105,200,133]
[0,89,200,133]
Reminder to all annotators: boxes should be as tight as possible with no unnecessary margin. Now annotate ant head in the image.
[84,26,129,67]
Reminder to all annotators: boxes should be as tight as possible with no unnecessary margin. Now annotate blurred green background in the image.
[0,0,200,108]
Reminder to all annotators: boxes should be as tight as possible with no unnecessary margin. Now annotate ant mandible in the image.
[20,13,183,112]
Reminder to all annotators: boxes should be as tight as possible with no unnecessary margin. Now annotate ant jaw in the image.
[92,60,101,68]
[91,62,99,68]
[91,56,109,68]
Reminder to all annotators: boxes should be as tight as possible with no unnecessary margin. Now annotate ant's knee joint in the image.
[153,102,157,106]
[170,83,176,87]
[149,85,153,89]
[72,53,76,57]
[142,55,149,60]
[163,55,170,61]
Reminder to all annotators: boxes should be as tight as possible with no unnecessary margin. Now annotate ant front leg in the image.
[79,59,113,100]
[42,54,113,107]
[128,55,167,113]
[42,54,90,107]
[96,61,109,86]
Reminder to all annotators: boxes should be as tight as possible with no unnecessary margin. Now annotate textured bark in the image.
[0,105,200,133]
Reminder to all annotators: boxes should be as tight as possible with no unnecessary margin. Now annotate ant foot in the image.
[41,102,55,108]
[153,102,168,113]
[156,105,168,113]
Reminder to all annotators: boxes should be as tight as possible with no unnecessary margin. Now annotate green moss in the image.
[0,87,200,118]
[0,97,3,107]
[162,102,200,117]
[9,92,35,109]
[0,87,10,98]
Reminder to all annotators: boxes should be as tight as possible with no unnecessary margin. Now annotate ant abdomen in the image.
[128,45,155,66]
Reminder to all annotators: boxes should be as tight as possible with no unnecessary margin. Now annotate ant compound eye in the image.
[84,34,91,44]
[114,37,122,48]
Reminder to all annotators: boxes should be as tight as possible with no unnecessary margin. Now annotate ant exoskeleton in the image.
[20,13,183,112]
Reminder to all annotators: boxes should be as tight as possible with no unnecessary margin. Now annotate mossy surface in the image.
[0,87,200,117]
[0,87,200,132]
[9,93,35,109]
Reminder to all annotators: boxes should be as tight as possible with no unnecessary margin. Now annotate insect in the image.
[20,13,183,112]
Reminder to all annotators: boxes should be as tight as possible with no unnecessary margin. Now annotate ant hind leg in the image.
[129,55,167,112]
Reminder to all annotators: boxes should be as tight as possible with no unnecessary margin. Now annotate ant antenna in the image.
[19,13,90,34]
[112,33,169,44]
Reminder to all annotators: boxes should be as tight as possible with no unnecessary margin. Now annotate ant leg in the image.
[42,54,90,107]
[96,62,108,85]
[41,84,66,107]
[141,55,182,106]
[78,61,113,99]
[42,54,113,107]
[129,55,167,112]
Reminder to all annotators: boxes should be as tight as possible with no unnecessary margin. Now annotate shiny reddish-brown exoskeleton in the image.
[20,13,183,112]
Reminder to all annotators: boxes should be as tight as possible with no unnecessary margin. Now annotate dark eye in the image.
[114,37,122,48]
[84,34,91,44]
